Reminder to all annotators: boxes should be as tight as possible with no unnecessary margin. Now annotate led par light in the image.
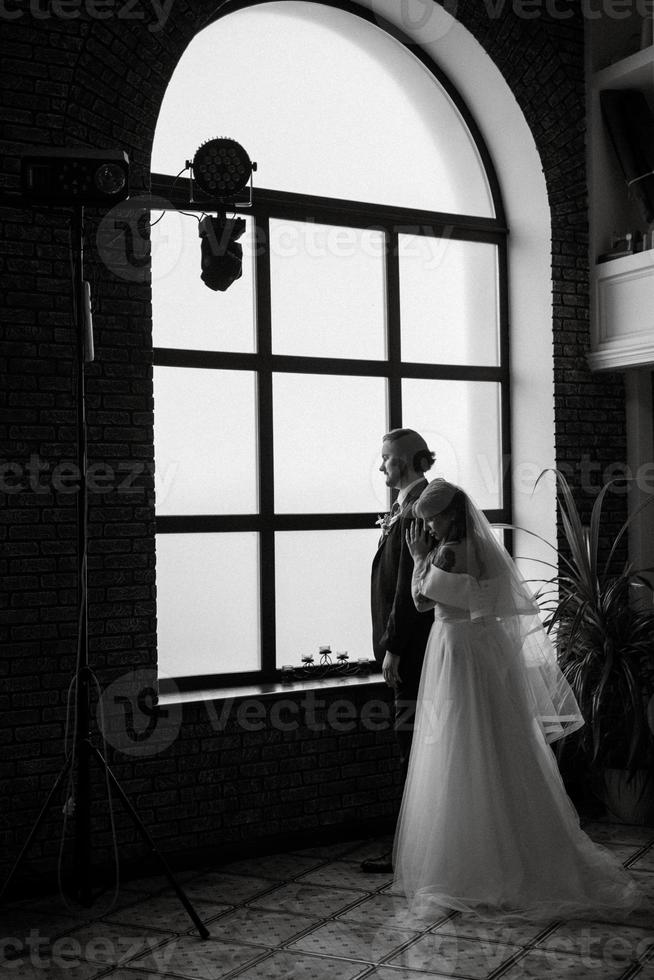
[189,138,255,202]
[20,148,129,206]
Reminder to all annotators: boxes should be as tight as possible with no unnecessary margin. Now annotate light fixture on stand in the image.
[188,137,256,205]
[198,214,246,291]
[20,148,129,206]
[2,148,208,940]
[187,138,256,292]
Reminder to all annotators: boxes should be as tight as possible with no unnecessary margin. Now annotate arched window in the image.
[150,0,509,690]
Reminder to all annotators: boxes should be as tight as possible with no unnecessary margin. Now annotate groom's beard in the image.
[385,461,408,488]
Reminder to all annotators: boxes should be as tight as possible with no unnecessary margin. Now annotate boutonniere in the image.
[375,508,401,536]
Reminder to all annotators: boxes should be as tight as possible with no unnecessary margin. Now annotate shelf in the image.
[593,43,654,91]
[588,27,654,371]
[589,250,654,371]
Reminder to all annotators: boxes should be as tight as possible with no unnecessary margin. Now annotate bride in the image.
[393,478,641,920]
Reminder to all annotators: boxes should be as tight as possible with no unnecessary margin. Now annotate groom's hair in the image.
[383,428,436,474]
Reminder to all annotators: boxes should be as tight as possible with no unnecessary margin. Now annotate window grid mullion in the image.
[153,347,506,382]
[154,199,510,689]
[498,235,512,532]
[255,214,276,676]
[386,230,402,433]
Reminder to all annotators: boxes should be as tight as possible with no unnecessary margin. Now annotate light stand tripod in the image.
[2,204,209,940]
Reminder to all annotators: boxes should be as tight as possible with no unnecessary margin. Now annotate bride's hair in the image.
[413,480,467,541]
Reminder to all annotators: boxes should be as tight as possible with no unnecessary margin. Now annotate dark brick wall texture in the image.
[0,1,626,887]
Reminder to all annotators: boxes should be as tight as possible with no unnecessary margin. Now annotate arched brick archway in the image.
[61,0,623,497]
[58,0,627,642]
[0,0,628,881]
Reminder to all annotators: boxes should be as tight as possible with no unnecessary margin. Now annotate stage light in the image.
[199,214,246,291]
[20,148,129,206]
[189,138,255,202]
[94,162,127,196]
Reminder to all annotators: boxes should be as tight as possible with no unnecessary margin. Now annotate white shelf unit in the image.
[590,250,654,372]
[594,42,654,90]
[588,43,654,371]
[587,22,654,586]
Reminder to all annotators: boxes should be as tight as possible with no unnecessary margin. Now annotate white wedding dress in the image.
[393,528,641,921]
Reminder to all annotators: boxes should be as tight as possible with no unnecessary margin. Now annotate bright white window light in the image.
[152,1,493,215]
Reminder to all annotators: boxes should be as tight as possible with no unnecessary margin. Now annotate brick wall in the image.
[0,1,624,890]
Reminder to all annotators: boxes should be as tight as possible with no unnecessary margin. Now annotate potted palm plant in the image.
[526,470,654,825]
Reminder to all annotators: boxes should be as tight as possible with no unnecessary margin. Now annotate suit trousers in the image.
[392,653,425,784]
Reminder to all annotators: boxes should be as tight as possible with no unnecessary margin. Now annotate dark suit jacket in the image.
[370,480,434,674]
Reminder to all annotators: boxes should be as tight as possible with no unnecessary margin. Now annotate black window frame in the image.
[151,1,510,695]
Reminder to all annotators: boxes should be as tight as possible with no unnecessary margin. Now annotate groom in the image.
[364,428,435,873]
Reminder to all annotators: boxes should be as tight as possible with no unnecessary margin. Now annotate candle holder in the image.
[318,646,332,665]
[278,648,375,681]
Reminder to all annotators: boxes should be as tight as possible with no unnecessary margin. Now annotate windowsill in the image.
[158,670,385,706]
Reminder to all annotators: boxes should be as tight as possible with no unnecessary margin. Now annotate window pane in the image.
[273,374,387,513]
[156,532,260,678]
[275,529,379,667]
[154,367,257,515]
[151,212,255,353]
[399,236,499,366]
[270,220,386,359]
[151,2,494,216]
[402,379,503,510]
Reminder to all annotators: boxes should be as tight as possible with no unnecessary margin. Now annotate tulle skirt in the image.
[392,615,642,920]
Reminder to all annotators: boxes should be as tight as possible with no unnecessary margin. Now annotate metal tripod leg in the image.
[88,742,210,939]
[0,753,73,901]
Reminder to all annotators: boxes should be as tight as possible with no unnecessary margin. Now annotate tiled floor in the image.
[2,821,654,980]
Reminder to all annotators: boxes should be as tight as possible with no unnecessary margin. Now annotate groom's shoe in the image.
[360,852,393,874]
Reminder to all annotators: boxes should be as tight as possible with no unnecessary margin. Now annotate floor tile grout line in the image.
[380,921,543,980]
[126,920,404,964]
[56,927,183,973]
[6,830,654,979]
[489,943,647,980]
[275,908,429,971]
[426,913,564,949]
[266,942,379,970]
[276,883,425,941]
[616,959,651,980]
[489,942,547,980]
[107,964,202,980]
[622,965,646,980]
[351,965,380,980]
[189,906,334,946]
[99,905,235,937]
[14,887,648,976]
[279,915,422,953]
[225,946,378,980]
[336,907,455,933]
[373,927,445,973]
[626,842,654,869]
[535,928,654,960]
[219,946,282,980]
[126,935,274,980]
[242,878,393,918]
